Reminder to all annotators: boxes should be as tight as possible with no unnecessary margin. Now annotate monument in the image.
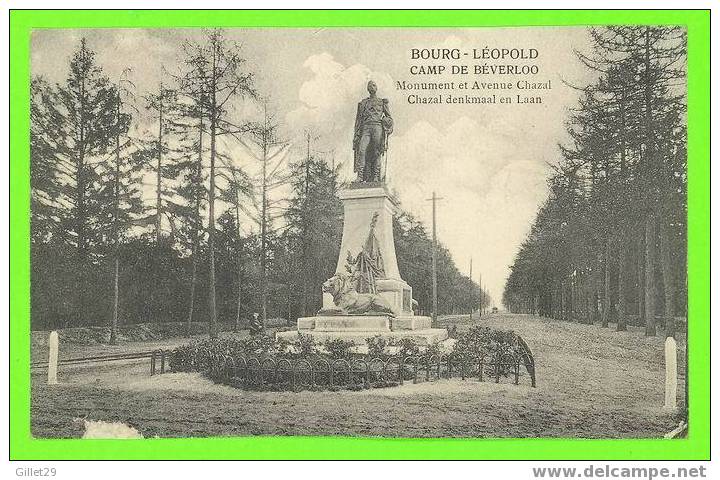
[277,81,448,346]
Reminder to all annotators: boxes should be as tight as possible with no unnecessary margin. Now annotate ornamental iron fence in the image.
[160,342,537,391]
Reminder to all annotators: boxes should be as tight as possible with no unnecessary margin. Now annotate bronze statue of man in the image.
[353,81,393,182]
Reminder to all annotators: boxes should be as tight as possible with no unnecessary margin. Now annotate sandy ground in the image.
[30,314,685,439]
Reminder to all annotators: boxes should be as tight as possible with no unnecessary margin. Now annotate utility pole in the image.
[426,191,443,325]
[260,102,270,326]
[305,130,311,196]
[301,129,315,317]
[479,272,483,317]
[469,257,473,319]
[303,131,310,316]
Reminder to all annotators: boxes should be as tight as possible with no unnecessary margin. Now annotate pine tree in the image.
[30,38,119,324]
[245,104,288,324]
[144,78,179,246]
[218,161,253,331]
[503,26,686,338]
[284,146,343,316]
[177,28,255,337]
[103,71,146,343]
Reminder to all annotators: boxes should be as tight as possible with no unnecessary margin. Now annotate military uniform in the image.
[353,95,392,182]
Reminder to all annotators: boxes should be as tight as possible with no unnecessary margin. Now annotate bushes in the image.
[323,338,354,359]
[170,327,525,374]
[169,325,533,390]
[169,333,355,371]
[365,335,388,357]
[391,338,422,358]
[169,334,284,372]
[365,335,442,360]
[452,326,519,358]
[295,333,316,356]
[450,325,528,378]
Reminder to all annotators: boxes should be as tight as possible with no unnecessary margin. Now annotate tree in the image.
[239,102,289,323]
[503,26,687,338]
[284,145,343,316]
[30,38,119,324]
[218,161,254,331]
[158,89,208,334]
[177,28,255,337]
[104,71,146,343]
[144,77,179,245]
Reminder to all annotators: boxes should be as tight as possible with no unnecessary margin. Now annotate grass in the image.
[30,313,685,439]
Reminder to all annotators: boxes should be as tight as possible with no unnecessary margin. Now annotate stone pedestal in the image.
[276,313,446,346]
[277,183,448,347]
[337,185,414,316]
[336,185,401,278]
[276,319,447,346]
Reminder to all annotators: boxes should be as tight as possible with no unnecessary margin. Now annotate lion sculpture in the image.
[319,273,395,316]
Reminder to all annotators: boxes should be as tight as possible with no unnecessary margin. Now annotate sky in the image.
[31,27,595,307]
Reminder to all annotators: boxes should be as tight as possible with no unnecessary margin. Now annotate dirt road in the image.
[31,314,684,439]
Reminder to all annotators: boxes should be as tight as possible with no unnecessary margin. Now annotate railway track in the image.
[31,350,162,370]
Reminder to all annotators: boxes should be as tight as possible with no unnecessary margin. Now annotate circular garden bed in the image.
[167,326,536,392]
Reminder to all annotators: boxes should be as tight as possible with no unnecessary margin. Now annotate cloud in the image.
[285,53,393,153]
[390,119,548,304]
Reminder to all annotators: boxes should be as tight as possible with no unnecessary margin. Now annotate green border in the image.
[9,9,710,460]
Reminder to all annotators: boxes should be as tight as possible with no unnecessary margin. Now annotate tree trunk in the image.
[601,237,612,327]
[556,283,562,320]
[592,285,601,325]
[186,115,203,336]
[187,191,198,337]
[187,250,197,336]
[149,87,164,326]
[208,131,218,337]
[641,27,656,338]
[571,275,577,322]
[111,257,119,344]
[617,241,629,331]
[660,219,676,338]
[234,200,242,333]
[586,276,595,324]
[637,232,646,326]
[76,77,87,326]
[644,213,657,336]
[207,53,218,339]
[287,284,292,325]
[155,89,163,245]
[110,97,120,345]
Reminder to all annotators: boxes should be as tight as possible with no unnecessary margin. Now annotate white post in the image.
[664,336,677,410]
[48,331,59,385]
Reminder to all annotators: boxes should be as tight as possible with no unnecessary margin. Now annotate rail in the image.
[31,350,161,373]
